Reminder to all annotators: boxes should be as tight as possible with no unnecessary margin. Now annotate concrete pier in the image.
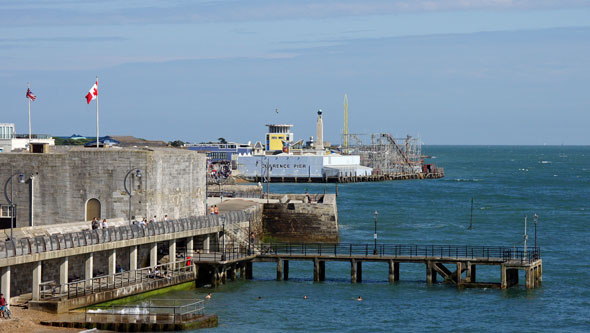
[85,253,93,280]
[1,266,11,301]
[108,249,116,284]
[130,246,138,271]
[32,261,41,301]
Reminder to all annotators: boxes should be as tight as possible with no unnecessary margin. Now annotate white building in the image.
[238,154,372,180]
[0,123,55,152]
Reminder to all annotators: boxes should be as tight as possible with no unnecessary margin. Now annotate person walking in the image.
[91,217,99,230]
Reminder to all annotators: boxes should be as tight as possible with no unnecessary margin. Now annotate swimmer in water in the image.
[304,295,308,300]
[205,293,212,299]
[357,296,363,301]
[258,296,262,300]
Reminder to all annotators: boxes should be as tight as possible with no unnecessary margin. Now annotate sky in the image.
[1,0,589,145]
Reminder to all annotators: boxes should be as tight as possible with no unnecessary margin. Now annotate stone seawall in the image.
[262,194,338,242]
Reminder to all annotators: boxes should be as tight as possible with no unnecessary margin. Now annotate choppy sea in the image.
[135,146,590,332]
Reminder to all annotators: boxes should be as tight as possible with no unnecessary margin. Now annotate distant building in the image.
[186,142,252,169]
[237,112,371,180]
[265,124,294,152]
[0,123,55,153]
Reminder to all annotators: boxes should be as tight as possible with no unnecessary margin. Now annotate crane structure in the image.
[342,132,423,175]
[343,94,349,154]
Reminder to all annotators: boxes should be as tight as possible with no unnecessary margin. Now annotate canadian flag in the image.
[85,81,98,104]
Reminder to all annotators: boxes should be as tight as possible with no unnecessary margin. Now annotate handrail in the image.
[0,210,257,259]
[62,259,195,300]
[254,243,541,264]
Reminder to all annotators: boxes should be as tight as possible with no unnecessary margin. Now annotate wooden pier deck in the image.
[249,243,542,289]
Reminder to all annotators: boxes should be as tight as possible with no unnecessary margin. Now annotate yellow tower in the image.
[343,94,349,154]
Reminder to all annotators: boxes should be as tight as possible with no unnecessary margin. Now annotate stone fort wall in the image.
[0,147,206,228]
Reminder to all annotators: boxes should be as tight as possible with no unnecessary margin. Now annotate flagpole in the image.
[96,76,99,150]
[27,82,32,144]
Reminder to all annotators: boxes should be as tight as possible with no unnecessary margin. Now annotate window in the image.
[1,205,14,217]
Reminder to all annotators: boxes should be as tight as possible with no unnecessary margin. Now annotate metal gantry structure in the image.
[342,132,423,175]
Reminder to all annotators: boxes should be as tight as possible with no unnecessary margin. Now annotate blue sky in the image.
[1,0,589,145]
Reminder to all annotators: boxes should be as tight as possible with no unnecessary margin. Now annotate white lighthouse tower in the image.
[315,109,324,153]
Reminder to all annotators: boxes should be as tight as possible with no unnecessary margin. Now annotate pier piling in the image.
[277,259,283,281]
[350,259,357,283]
[356,261,363,283]
[284,260,289,280]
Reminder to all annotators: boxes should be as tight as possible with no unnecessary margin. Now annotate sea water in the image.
[136,146,590,332]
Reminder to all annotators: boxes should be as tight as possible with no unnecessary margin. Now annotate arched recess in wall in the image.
[85,198,101,221]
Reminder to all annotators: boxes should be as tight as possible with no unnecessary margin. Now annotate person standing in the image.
[91,217,99,230]
[210,206,215,215]
[152,216,157,223]
[214,205,219,215]
[0,293,6,314]
[164,215,168,222]
[101,219,108,229]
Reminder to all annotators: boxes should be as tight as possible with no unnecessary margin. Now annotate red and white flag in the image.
[85,81,98,104]
[26,88,36,101]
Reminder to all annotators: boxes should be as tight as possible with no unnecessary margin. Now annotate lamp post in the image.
[523,215,528,258]
[124,168,141,225]
[218,178,222,202]
[4,167,25,240]
[533,213,539,256]
[248,217,252,255]
[373,210,378,255]
[221,215,226,261]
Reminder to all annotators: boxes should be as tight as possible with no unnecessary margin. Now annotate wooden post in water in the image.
[388,260,395,283]
[426,261,436,284]
[319,261,326,281]
[276,259,283,281]
[245,261,253,280]
[350,259,357,283]
[356,261,363,283]
[313,258,320,282]
[284,260,289,281]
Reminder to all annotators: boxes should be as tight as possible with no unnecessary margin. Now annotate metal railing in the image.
[61,260,194,300]
[83,299,205,324]
[255,243,541,264]
[191,246,253,263]
[0,209,258,259]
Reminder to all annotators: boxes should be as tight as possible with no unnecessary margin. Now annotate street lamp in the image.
[4,167,25,240]
[373,210,378,255]
[533,213,539,256]
[124,168,141,225]
[248,217,252,255]
[218,178,222,202]
[221,215,226,261]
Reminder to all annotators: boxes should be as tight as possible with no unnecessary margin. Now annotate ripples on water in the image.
[137,146,590,332]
